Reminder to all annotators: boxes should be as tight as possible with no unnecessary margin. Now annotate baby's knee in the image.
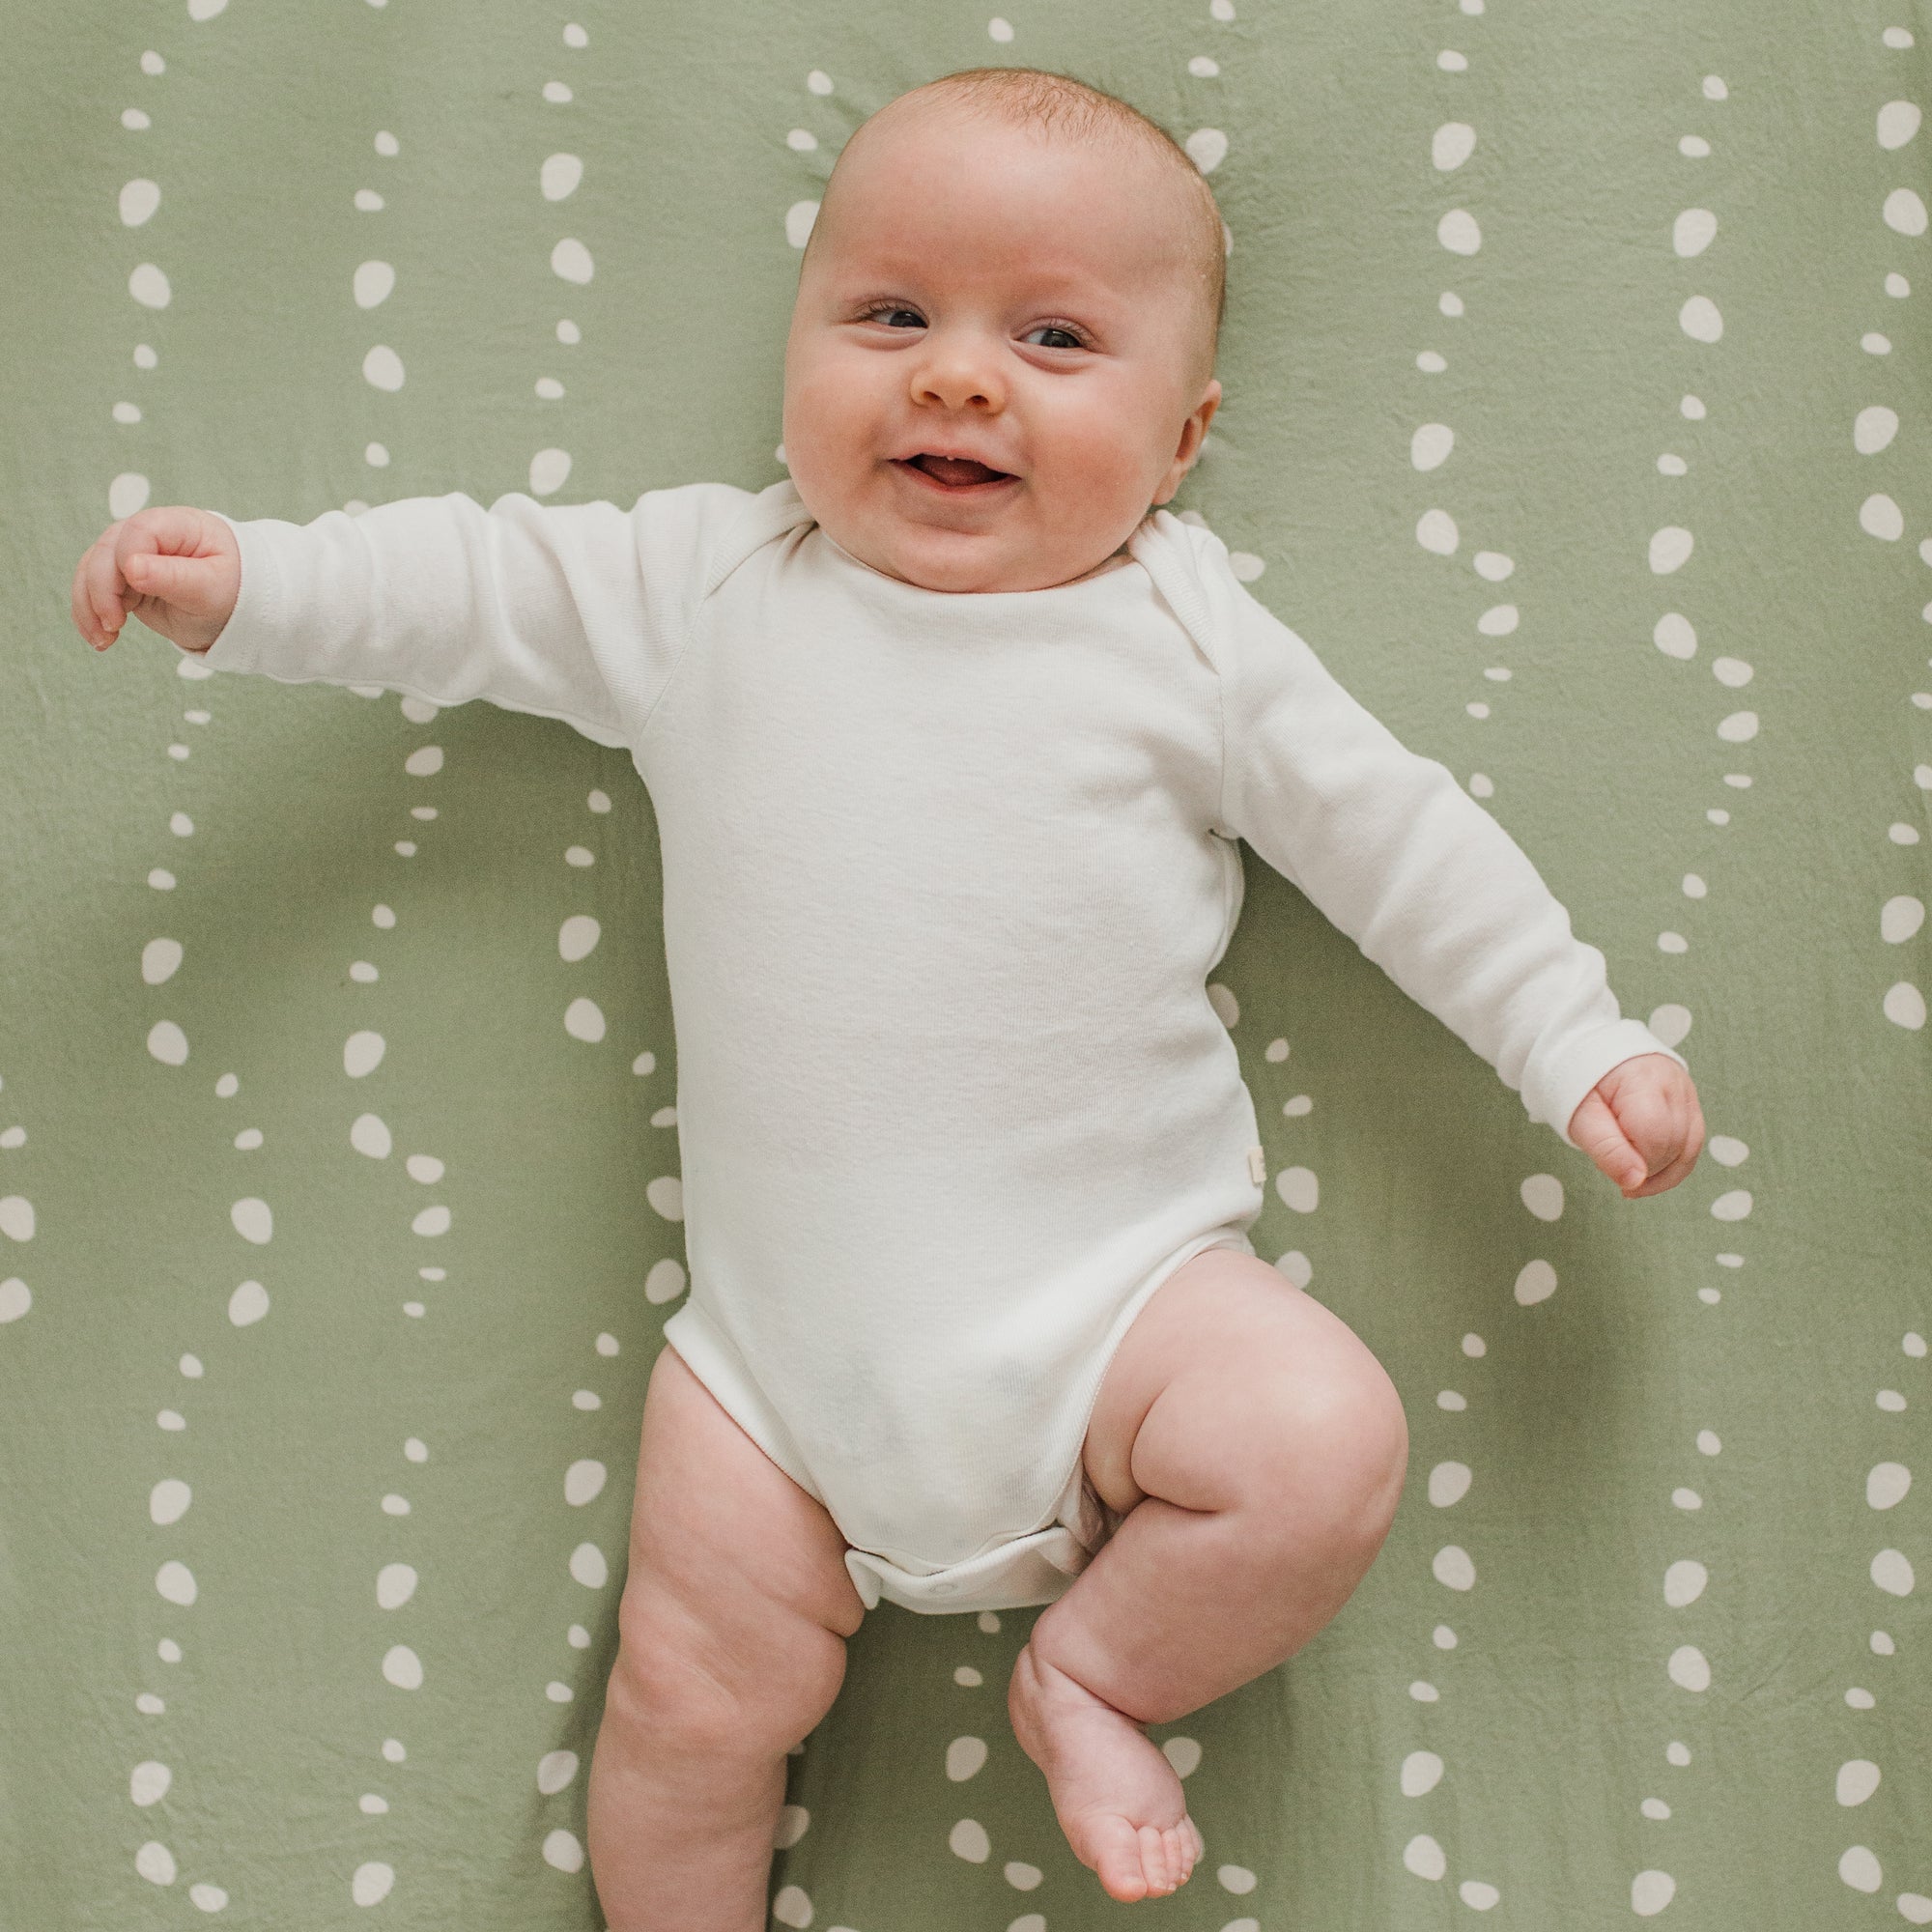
[1251,1351,1409,1552]
[604,1580,853,1761]
[1332,1355,1409,1533]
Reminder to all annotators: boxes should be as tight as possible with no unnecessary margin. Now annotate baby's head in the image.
[781,69,1226,594]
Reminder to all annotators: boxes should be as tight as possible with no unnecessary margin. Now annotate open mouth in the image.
[893,453,1018,491]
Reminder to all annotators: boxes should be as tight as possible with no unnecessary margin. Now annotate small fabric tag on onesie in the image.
[1247,1146,1267,1185]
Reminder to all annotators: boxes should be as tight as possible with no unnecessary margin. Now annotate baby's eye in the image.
[865,305,925,329]
[1022,325,1085,351]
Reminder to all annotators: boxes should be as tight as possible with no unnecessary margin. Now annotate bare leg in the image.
[588,1346,867,1932]
[1008,1247,1408,1902]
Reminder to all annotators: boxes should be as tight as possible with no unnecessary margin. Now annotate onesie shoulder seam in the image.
[638,482,814,745]
[1212,555,1233,837]
[1134,512,1236,835]
[698,480,816,603]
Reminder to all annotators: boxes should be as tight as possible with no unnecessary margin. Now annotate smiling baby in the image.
[71,66,1703,1926]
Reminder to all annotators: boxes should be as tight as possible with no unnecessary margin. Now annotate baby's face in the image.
[782,105,1221,594]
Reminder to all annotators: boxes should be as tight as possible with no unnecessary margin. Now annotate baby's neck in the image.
[1065,548,1133,586]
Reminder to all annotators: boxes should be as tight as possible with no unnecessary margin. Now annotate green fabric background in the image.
[3,1,1927,1925]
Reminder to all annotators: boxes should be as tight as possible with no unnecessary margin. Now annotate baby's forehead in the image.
[828,111,1191,270]
[866,99,1160,198]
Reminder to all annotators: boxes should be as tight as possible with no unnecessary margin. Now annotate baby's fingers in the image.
[73,522,129,647]
[1588,1059,1704,1199]
[113,506,237,618]
[1626,1080,1704,1200]
[1569,1091,1647,1193]
[121,548,223,612]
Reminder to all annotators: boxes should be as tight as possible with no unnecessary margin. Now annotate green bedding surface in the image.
[2,1,1926,1925]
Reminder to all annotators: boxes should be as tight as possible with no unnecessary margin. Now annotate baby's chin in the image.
[817,504,1121,596]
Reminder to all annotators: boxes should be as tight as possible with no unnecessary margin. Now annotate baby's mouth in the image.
[895,453,1017,490]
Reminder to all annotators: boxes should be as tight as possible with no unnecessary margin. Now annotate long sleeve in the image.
[1216,574,1683,1149]
[202,483,756,749]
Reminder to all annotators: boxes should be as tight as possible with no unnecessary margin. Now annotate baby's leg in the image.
[1008,1246,1408,1902]
[588,1346,867,1932]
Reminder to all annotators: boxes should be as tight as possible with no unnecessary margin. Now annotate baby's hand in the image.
[1567,1054,1704,1198]
[71,506,240,656]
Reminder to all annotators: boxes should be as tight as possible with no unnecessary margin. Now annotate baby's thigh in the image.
[1083,1247,1408,1522]
[615,1347,866,1719]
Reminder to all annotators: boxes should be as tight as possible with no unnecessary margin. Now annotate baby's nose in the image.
[910,333,1006,412]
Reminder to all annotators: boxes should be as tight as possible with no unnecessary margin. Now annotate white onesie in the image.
[206,478,1682,1617]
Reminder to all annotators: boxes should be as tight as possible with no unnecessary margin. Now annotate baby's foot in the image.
[1008,1642,1203,1902]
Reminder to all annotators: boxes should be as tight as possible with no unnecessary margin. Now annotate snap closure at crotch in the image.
[841,1460,1115,1617]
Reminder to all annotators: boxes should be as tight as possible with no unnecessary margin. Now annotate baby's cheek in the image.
[778,394,857,506]
[1042,432,1161,540]
[779,404,832,478]
[781,363,855,469]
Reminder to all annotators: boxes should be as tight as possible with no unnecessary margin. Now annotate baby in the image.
[71,67,1704,1927]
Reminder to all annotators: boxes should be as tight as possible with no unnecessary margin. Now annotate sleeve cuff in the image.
[198,513,282,673]
[1529,1019,1690,1151]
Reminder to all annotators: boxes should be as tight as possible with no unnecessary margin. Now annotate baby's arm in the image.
[1216,572,1701,1197]
[71,486,752,745]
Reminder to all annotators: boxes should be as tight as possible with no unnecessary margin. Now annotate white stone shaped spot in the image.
[344,1032,386,1078]
[1663,1560,1707,1606]
[1515,1260,1557,1306]
[377,1563,417,1609]
[1520,1174,1563,1220]
[564,1459,607,1506]
[150,1479,191,1525]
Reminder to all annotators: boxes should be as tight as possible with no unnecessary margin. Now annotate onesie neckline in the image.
[809,514,1157,601]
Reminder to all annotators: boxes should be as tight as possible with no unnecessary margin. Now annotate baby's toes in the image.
[1138,1823,1173,1894]
[1151,1825,1184,1892]
[1171,1819,1199,1885]
[1160,1823,1196,1889]
[1090,1816,1152,1901]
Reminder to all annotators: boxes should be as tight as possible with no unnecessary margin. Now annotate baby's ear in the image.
[1154,384,1223,504]
[1182,383,1222,463]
